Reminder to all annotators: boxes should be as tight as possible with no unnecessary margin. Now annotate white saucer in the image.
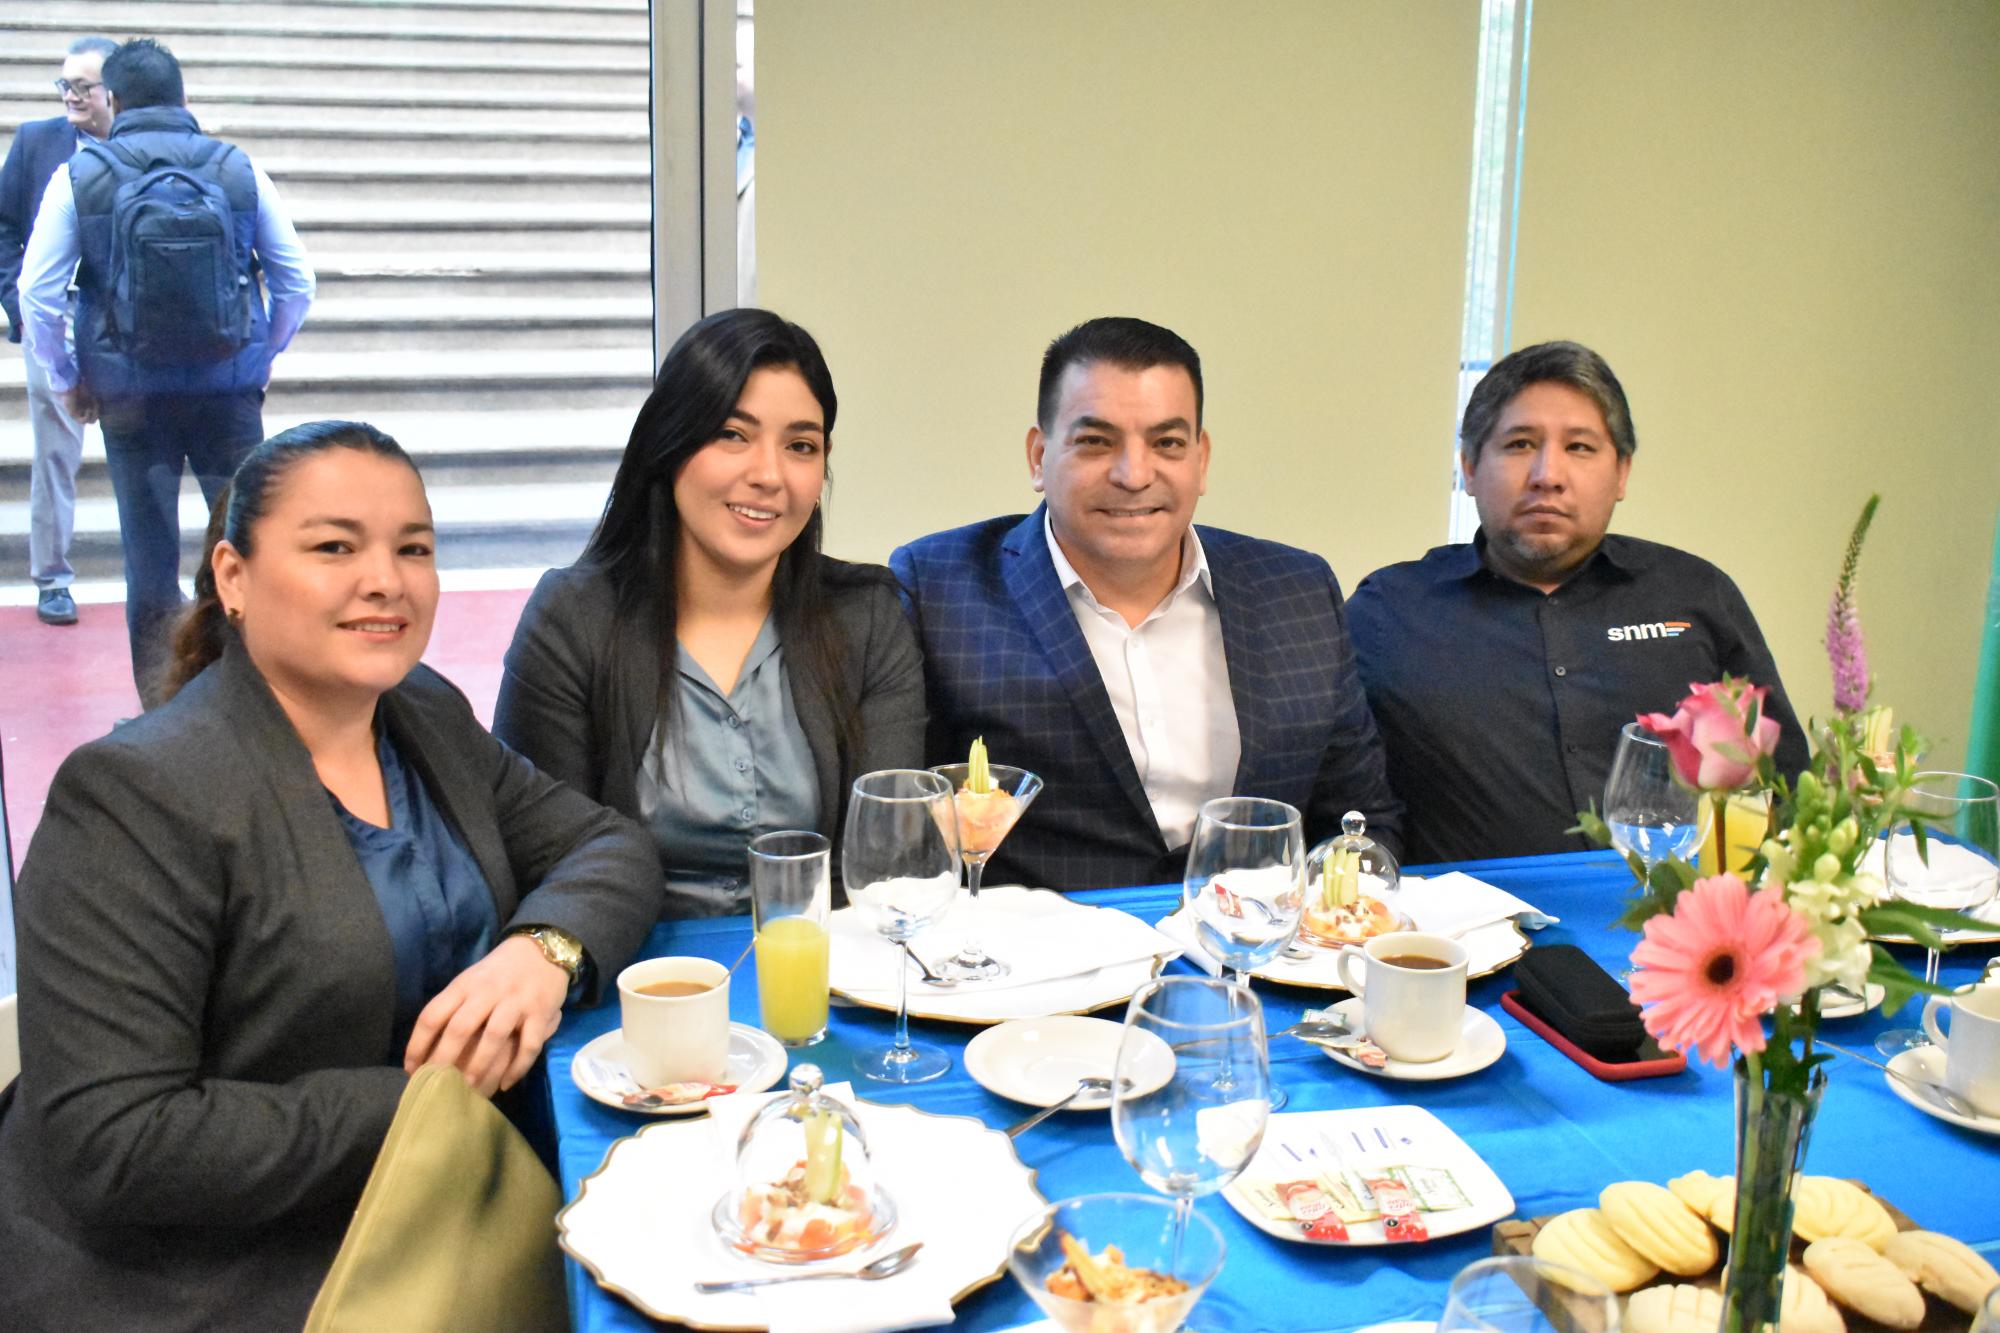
[570,1023,787,1116]
[1819,983,1887,1020]
[1884,1046,2000,1136]
[1316,998,1506,1081]
[963,1015,1175,1108]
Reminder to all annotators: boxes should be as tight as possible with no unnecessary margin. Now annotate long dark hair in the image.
[160,421,417,702]
[583,308,853,750]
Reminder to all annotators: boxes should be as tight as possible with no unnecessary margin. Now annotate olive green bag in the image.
[306,1065,568,1333]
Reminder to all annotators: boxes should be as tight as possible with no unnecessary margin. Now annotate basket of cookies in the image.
[1495,1170,1998,1333]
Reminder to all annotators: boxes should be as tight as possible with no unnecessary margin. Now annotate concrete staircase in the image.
[0,0,654,585]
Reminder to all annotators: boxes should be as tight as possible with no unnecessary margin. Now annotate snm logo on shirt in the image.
[1606,619,1691,643]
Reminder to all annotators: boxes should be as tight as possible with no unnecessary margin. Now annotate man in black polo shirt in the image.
[1347,340,1809,864]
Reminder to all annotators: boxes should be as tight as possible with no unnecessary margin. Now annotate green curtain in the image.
[1968,512,2000,789]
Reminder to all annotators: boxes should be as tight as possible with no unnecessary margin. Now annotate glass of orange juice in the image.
[749,830,832,1047]
[1696,789,1773,877]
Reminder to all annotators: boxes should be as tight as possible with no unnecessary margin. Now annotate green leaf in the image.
[1571,807,1613,849]
[1657,857,1697,893]
[1615,897,1664,931]
[1866,945,1954,1013]
[1858,900,1987,951]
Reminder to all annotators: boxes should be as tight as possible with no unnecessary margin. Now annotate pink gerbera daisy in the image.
[1628,875,1820,1067]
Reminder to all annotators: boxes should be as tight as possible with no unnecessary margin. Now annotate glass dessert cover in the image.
[1299,811,1405,947]
[711,1063,897,1264]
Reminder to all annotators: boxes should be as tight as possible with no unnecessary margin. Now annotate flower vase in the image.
[1723,1058,1827,1333]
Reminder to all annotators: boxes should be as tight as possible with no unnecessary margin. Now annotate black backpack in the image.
[96,140,254,367]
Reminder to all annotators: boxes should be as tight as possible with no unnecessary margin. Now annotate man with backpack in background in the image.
[20,37,314,706]
[0,36,119,628]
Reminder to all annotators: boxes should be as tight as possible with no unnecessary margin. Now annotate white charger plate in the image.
[1315,999,1507,1082]
[1223,1104,1514,1246]
[559,1095,1043,1330]
[1884,1046,2000,1136]
[570,1024,787,1117]
[832,887,1178,1025]
[963,1016,1176,1108]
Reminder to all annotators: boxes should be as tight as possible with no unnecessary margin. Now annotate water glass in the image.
[1888,770,2000,984]
[843,769,961,1084]
[1183,797,1306,982]
[1604,721,1701,869]
[1112,977,1270,1262]
[748,830,831,1048]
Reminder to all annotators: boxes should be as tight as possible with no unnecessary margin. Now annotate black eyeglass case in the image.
[1503,944,1687,1081]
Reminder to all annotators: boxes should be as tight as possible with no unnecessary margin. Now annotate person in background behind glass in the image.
[0,421,658,1331]
[0,35,117,626]
[494,308,926,918]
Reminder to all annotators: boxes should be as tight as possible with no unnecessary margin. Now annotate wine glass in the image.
[1183,797,1302,1108]
[1112,977,1270,1275]
[1183,797,1306,984]
[927,761,1043,981]
[1877,771,2000,1055]
[1604,722,1702,871]
[1438,1256,1619,1333]
[842,769,962,1084]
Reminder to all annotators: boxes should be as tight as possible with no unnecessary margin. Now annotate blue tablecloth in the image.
[547,851,2000,1332]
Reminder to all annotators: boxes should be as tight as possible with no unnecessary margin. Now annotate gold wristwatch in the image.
[508,924,585,980]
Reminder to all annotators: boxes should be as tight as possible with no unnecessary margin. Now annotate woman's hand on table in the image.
[404,934,571,1095]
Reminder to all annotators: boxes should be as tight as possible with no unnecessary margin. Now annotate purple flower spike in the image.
[1824,494,1879,716]
[1827,600,1869,714]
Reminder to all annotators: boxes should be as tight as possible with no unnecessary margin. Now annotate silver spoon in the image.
[901,942,958,988]
[1819,1040,1980,1118]
[1005,1076,1116,1138]
[694,1242,924,1293]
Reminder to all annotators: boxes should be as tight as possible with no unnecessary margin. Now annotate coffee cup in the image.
[618,956,731,1086]
[1335,930,1468,1063]
[1922,983,2000,1117]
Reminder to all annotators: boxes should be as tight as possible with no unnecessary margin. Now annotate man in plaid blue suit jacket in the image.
[891,318,1400,891]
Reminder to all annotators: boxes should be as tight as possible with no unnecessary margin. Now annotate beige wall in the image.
[1511,2,2000,768]
[760,0,1999,767]
[758,0,1479,593]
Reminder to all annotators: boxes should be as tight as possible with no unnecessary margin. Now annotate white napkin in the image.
[694,1083,958,1333]
[1155,872,1557,983]
[832,886,1179,1001]
[1864,835,2000,915]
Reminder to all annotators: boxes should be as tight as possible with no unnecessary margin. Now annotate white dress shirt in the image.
[1045,513,1241,849]
[22,154,315,393]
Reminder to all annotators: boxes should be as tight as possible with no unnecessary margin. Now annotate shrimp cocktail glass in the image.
[931,738,1043,982]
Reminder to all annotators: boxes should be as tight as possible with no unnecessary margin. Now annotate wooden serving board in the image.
[1493,1185,1974,1333]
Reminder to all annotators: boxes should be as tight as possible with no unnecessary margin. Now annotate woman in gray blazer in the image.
[0,422,659,1332]
[494,309,927,917]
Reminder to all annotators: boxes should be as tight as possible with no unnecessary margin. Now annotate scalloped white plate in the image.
[559,1094,1044,1330]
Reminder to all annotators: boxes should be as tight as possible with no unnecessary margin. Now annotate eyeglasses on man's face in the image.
[56,78,103,100]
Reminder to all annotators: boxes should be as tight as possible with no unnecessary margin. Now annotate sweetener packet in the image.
[1388,1164,1471,1212]
[1240,1172,1370,1228]
[1364,1174,1429,1243]
[622,1080,737,1108]
[1275,1179,1351,1241]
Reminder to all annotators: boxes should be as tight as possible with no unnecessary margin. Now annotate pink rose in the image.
[1638,680,1783,791]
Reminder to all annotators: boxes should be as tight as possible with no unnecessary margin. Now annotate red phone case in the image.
[1500,990,1687,1081]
